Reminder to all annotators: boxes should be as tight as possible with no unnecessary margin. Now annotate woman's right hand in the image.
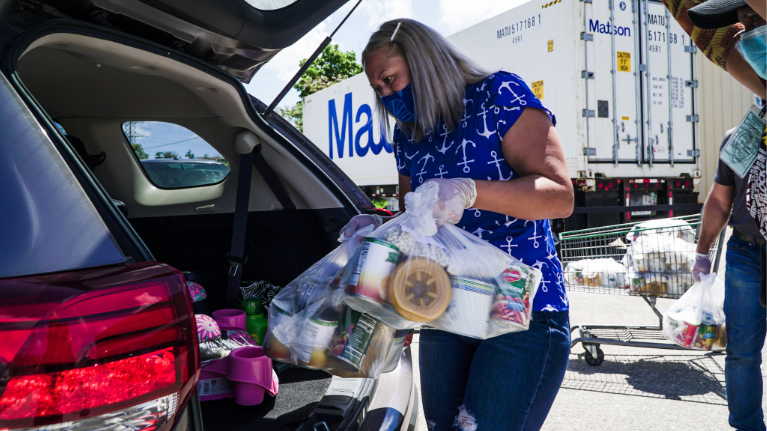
[339,214,383,243]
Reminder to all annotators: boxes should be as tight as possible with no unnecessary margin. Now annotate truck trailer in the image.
[304,0,713,228]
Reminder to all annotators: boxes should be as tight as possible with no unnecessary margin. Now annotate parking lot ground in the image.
[411,228,767,430]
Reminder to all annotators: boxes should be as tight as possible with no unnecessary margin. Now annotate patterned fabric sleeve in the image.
[746,126,767,238]
[393,126,411,177]
[662,0,744,69]
[485,72,557,142]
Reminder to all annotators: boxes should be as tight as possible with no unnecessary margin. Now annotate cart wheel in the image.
[583,346,604,366]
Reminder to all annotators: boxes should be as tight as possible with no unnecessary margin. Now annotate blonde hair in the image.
[362,19,490,142]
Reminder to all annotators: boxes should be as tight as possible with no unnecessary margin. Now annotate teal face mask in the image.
[737,25,767,80]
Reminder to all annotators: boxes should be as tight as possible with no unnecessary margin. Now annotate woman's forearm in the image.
[473,176,574,220]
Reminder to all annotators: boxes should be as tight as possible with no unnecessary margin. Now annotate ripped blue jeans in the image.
[419,311,570,431]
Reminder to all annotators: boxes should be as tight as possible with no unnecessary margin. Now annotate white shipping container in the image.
[447,0,699,179]
[304,0,704,190]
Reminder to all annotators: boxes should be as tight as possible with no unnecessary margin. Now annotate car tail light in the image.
[0,263,199,430]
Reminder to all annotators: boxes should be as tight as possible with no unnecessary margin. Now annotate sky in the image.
[122,1,530,161]
[244,0,530,110]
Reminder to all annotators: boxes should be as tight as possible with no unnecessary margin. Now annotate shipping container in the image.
[303,0,754,227]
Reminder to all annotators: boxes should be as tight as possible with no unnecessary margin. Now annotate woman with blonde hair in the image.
[340,19,574,430]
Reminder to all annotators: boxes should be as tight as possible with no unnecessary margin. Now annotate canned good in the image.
[433,277,493,338]
[672,320,699,348]
[296,317,339,366]
[492,267,532,327]
[264,305,294,361]
[331,308,380,369]
[346,238,401,302]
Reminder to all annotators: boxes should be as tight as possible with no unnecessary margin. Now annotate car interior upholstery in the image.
[16,32,355,313]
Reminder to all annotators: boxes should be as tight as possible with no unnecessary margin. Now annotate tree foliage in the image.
[280,44,363,132]
[185,149,195,159]
[155,151,179,159]
[132,144,149,159]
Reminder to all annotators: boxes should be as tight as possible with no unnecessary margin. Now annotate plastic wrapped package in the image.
[624,233,697,274]
[663,273,726,350]
[263,225,373,364]
[628,270,669,296]
[625,218,696,243]
[563,258,628,289]
[338,182,541,339]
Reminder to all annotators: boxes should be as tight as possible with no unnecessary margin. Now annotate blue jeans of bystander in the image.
[724,235,766,431]
[419,311,570,431]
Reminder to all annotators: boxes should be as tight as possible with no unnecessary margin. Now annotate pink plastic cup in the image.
[227,346,276,406]
[212,309,246,331]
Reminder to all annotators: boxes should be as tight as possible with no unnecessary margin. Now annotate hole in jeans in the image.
[454,405,478,431]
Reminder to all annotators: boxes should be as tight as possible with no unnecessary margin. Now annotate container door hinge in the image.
[684,45,698,53]
[687,149,700,157]
[638,64,647,72]
[582,70,595,79]
[583,148,597,156]
[686,115,700,122]
[580,0,593,3]
[685,80,698,88]
[581,32,594,41]
[583,109,596,117]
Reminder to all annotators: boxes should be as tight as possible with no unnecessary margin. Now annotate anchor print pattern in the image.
[392,71,566,312]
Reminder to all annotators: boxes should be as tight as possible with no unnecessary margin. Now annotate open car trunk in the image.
[5,17,416,431]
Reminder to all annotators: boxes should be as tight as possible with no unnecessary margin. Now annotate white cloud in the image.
[358,0,414,29]
[437,0,528,34]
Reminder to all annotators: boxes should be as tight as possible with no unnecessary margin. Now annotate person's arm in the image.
[725,42,767,97]
[472,108,574,220]
[696,182,736,254]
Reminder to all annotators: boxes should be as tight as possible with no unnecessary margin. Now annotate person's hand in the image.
[691,253,712,282]
[339,214,382,243]
[423,178,477,225]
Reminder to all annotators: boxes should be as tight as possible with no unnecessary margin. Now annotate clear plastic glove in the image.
[422,178,477,225]
[691,252,712,282]
[339,214,382,244]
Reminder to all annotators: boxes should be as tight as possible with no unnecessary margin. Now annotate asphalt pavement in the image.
[411,227,767,430]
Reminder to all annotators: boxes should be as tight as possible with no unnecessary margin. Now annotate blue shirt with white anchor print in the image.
[393,72,568,312]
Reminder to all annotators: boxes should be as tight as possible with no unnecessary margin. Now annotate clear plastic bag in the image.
[662,273,726,350]
[264,225,405,379]
[625,218,696,243]
[264,225,373,365]
[563,258,628,288]
[624,233,696,274]
[338,181,542,339]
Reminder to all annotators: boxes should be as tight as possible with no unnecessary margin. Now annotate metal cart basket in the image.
[558,214,725,366]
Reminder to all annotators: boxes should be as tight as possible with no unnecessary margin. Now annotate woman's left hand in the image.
[424,178,477,224]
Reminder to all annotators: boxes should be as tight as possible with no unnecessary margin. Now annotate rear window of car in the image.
[0,75,126,279]
[122,121,230,189]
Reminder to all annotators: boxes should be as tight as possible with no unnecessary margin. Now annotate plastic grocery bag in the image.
[625,218,696,243]
[624,233,696,274]
[337,181,542,339]
[663,273,726,350]
[263,224,373,365]
[563,258,628,289]
[264,224,405,379]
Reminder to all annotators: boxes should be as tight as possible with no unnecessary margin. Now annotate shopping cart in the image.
[558,214,725,366]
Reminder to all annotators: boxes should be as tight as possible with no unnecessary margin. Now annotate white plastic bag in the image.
[662,273,726,350]
[338,182,542,339]
[563,258,628,289]
[624,233,696,274]
[625,218,696,243]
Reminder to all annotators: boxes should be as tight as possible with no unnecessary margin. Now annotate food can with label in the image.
[433,276,493,338]
[492,267,532,327]
[296,316,339,366]
[346,238,401,303]
[331,308,380,369]
[264,304,294,361]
